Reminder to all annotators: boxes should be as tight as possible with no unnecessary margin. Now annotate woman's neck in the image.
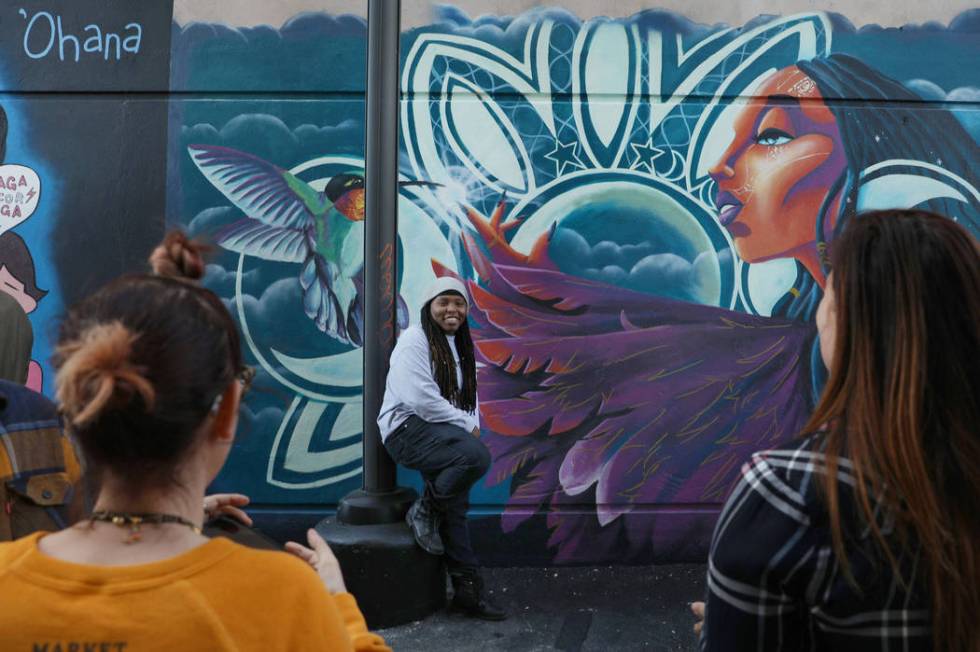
[93,480,205,527]
[38,475,210,565]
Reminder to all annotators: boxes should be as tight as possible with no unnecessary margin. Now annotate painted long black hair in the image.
[0,231,48,302]
[770,54,980,326]
[420,293,477,413]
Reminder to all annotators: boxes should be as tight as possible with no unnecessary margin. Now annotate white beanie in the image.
[423,276,468,305]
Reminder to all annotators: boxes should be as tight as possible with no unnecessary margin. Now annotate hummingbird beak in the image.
[398,180,443,189]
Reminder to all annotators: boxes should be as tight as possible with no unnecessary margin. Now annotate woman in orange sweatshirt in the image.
[0,232,389,652]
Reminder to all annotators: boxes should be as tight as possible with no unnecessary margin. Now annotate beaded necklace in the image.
[89,510,203,544]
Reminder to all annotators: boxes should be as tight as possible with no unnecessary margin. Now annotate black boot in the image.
[449,568,507,621]
[406,496,444,556]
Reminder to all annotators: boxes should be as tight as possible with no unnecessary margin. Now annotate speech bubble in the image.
[0,165,41,236]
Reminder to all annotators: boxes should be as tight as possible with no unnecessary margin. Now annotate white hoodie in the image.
[376,325,479,441]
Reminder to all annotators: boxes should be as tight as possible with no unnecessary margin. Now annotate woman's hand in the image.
[203,493,252,526]
[285,528,347,594]
[691,601,705,636]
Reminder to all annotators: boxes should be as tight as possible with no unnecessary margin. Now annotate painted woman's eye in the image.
[755,128,793,146]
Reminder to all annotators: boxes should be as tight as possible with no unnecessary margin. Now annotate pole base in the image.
[316,516,446,629]
[336,486,417,525]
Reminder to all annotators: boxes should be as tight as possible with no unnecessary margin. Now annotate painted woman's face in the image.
[708,66,847,264]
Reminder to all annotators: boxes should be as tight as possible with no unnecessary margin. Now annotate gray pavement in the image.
[378,564,707,651]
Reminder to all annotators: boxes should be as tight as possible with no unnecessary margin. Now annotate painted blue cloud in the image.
[552,227,714,303]
[182,114,363,165]
[222,276,339,356]
[203,263,260,297]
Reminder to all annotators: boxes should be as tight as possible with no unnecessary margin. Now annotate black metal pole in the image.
[335,0,415,525]
[319,3,444,623]
[361,0,401,495]
[319,3,445,624]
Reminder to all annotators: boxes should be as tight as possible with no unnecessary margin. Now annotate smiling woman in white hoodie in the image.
[377,277,505,621]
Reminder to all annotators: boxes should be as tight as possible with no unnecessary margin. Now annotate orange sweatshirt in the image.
[0,532,391,652]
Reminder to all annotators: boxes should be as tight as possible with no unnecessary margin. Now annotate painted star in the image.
[545,140,586,177]
[630,138,665,173]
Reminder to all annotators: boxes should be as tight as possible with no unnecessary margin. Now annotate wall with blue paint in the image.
[391,6,979,564]
[2,1,976,564]
[170,6,369,503]
[0,1,172,397]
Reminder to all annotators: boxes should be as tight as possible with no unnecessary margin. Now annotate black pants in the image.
[384,415,491,570]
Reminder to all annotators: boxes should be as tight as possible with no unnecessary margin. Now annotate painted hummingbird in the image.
[188,144,432,346]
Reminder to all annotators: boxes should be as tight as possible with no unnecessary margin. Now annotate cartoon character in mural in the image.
[189,145,438,347]
[0,230,47,393]
[448,53,979,561]
[0,105,46,393]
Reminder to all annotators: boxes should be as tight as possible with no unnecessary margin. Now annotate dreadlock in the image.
[421,297,477,413]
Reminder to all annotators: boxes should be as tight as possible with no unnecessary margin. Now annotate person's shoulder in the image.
[747,436,816,482]
[395,325,428,350]
[711,440,831,569]
[398,324,425,342]
[213,543,337,614]
[0,532,44,568]
[736,436,855,521]
[751,435,849,487]
[221,542,326,587]
[0,380,59,424]
[0,379,54,407]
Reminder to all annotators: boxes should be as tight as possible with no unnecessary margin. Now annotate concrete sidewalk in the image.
[378,564,707,651]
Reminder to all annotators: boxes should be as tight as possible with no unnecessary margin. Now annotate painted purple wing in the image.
[464,258,816,559]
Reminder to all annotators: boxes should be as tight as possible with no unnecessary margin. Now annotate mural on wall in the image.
[396,9,980,561]
[173,4,979,561]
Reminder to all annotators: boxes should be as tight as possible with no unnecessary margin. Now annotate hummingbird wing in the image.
[188,144,327,229]
[215,219,311,263]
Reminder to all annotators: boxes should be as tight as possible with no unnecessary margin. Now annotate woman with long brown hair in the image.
[0,232,389,651]
[694,209,979,650]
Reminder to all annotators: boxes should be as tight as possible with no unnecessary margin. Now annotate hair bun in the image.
[55,321,155,428]
[148,231,208,281]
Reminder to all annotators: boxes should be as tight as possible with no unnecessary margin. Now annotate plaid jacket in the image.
[0,380,81,540]
[701,438,931,651]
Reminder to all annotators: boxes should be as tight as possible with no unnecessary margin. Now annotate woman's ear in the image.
[210,381,241,444]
